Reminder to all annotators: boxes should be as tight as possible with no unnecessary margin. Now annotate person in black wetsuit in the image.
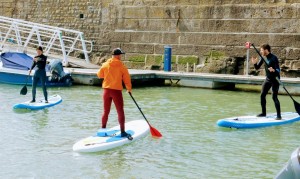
[29,46,48,103]
[251,44,281,120]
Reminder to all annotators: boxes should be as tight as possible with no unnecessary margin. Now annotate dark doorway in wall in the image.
[235,57,246,75]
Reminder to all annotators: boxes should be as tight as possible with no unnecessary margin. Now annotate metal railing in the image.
[0,16,93,64]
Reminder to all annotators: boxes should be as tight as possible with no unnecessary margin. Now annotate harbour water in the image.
[1,83,299,178]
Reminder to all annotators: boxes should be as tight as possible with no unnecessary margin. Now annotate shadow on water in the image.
[13,108,33,114]
[13,107,50,130]
[13,107,49,114]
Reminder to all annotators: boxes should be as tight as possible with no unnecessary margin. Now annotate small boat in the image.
[275,147,300,179]
[0,52,73,86]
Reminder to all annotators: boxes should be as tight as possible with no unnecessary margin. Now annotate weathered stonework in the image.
[1,0,300,76]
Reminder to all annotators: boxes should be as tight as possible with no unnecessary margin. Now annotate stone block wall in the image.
[0,0,300,76]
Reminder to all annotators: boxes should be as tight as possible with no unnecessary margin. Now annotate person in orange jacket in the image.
[96,48,133,140]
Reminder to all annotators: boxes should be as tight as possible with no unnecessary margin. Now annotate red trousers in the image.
[101,88,125,132]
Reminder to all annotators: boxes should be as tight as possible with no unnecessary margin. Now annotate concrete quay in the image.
[68,68,300,95]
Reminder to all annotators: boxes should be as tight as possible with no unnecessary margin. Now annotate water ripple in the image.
[0,84,299,178]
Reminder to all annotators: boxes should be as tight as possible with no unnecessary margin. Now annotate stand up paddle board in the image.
[73,120,149,153]
[13,94,62,110]
[217,112,300,129]
[275,147,300,179]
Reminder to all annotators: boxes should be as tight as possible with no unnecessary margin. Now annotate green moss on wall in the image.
[204,50,226,64]
[128,55,146,62]
[123,61,145,69]
[206,50,225,60]
[146,55,163,65]
[177,56,198,64]
[155,55,163,64]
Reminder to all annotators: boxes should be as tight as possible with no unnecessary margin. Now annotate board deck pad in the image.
[106,130,134,142]
[73,120,149,153]
[96,129,119,137]
[13,94,62,110]
[217,112,300,129]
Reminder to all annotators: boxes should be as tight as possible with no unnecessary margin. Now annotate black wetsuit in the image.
[254,53,281,118]
[30,54,48,101]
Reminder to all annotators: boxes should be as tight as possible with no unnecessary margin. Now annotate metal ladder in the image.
[0,16,93,64]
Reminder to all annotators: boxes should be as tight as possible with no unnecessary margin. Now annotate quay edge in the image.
[68,68,300,96]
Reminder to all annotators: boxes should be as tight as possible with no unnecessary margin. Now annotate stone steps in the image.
[113,31,300,46]
[110,3,300,62]
[116,19,300,33]
[121,4,299,19]
[111,31,300,58]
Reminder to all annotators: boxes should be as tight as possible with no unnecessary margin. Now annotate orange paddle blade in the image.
[150,125,162,138]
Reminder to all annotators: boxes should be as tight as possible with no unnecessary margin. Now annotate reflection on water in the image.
[0,83,299,178]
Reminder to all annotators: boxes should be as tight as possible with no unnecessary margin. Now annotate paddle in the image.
[252,44,300,115]
[20,72,30,95]
[128,92,162,138]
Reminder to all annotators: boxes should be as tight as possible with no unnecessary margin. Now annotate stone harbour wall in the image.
[1,0,300,76]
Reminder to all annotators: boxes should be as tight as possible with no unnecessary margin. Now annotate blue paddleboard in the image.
[217,112,300,129]
[13,94,62,110]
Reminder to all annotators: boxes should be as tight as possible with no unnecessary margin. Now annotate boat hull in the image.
[0,70,71,87]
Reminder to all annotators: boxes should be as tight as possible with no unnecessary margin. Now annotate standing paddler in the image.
[251,44,281,120]
[97,48,133,140]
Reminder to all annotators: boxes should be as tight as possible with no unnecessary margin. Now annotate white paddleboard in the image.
[275,147,300,178]
[13,94,62,110]
[73,120,149,153]
[217,112,300,129]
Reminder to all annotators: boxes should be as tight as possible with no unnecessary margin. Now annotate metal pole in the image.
[80,33,90,63]
[245,42,251,76]
[58,31,68,65]
[246,48,249,75]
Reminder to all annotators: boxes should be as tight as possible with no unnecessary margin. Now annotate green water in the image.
[1,83,299,178]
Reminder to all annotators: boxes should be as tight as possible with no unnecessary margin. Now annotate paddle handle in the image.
[128,92,151,126]
[281,85,296,101]
[25,73,30,86]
